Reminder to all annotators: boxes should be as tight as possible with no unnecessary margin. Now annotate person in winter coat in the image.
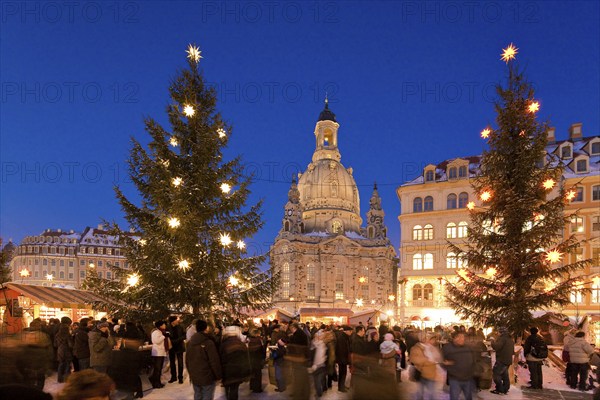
[490,326,514,395]
[443,331,476,400]
[167,316,186,384]
[334,325,353,392]
[220,325,251,400]
[247,327,266,393]
[19,319,53,390]
[286,322,310,400]
[523,327,545,389]
[88,321,115,374]
[150,320,170,389]
[564,331,595,391]
[56,369,115,400]
[186,320,222,400]
[410,332,443,400]
[55,324,74,383]
[380,333,401,380]
[310,330,328,398]
[350,326,373,400]
[73,318,92,371]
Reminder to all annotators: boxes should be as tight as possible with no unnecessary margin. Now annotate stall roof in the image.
[1,283,107,309]
[299,307,354,317]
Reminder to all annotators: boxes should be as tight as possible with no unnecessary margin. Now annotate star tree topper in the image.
[186,44,202,63]
[501,43,518,63]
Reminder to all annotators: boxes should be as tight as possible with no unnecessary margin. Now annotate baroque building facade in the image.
[9,225,128,288]
[396,124,600,338]
[270,102,397,322]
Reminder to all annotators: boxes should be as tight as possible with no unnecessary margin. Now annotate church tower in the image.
[270,102,397,322]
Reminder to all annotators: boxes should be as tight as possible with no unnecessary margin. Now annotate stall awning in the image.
[299,307,354,317]
[1,283,107,309]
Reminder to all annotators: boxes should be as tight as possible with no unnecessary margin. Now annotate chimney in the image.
[97,224,104,230]
[569,123,582,141]
[69,230,74,234]
[547,127,556,144]
[57,229,61,233]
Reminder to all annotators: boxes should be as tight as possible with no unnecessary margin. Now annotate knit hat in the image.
[97,322,109,329]
[222,325,242,338]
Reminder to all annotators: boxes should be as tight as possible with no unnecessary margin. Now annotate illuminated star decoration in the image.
[466,201,475,210]
[186,44,202,63]
[217,128,227,138]
[501,43,518,63]
[220,183,231,194]
[172,177,183,187]
[480,128,491,139]
[127,273,139,287]
[565,190,577,201]
[229,275,239,286]
[356,298,364,307]
[169,137,178,147]
[183,104,195,117]
[19,269,30,277]
[480,190,492,202]
[236,240,246,250]
[358,276,367,283]
[178,259,190,271]
[138,239,147,246]
[528,101,540,113]
[542,178,555,190]
[485,267,497,277]
[545,250,562,263]
[46,274,54,281]
[219,233,232,247]
[168,217,181,228]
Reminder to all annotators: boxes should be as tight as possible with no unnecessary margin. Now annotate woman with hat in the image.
[220,325,250,400]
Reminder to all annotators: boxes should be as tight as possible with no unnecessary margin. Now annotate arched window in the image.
[459,166,467,178]
[423,283,434,300]
[458,192,469,208]
[423,224,434,240]
[458,221,468,238]
[413,197,423,213]
[412,254,423,270]
[448,167,457,179]
[425,170,434,182]
[413,284,423,301]
[447,193,457,209]
[368,226,374,238]
[446,252,457,269]
[446,222,457,238]
[412,225,423,240]
[424,196,433,211]
[457,253,467,269]
[284,221,290,232]
[423,253,434,269]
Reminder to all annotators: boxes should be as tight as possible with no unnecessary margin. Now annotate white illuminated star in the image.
[183,104,195,117]
[501,43,518,63]
[186,44,202,63]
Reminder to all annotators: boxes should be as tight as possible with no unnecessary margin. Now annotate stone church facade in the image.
[270,102,397,321]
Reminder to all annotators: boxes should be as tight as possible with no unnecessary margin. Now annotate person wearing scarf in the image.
[150,320,171,389]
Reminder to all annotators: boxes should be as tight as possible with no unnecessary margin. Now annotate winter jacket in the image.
[310,339,327,371]
[186,332,222,386]
[19,329,53,372]
[54,328,74,362]
[167,323,186,353]
[89,328,115,367]
[334,330,351,364]
[523,334,545,362]
[220,336,251,386]
[564,337,594,364]
[286,328,309,364]
[151,328,169,357]
[247,336,266,371]
[72,327,90,359]
[442,342,476,381]
[491,333,515,365]
[410,342,441,381]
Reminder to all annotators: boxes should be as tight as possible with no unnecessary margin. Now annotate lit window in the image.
[457,253,468,269]
[448,167,457,179]
[592,185,600,201]
[576,159,587,173]
[592,216,600,232]
[413,197,423,213]
[413,284,423,301]
[423,284,434,300]
[458,166,467,178]
[307,264,315,281]
[423,253,434,269]
[446,222,457,239]
[458,222,468,238]
[423,224,433,240]
[413,254,423,270]
[446,252,457,269]
[592,278,600,304]
[424,196,434,211]
[335,283,344,299]
[571,216,584,233]
[412,225,423,241]
[458,192,469,208]
[447,194,457,209]
[307,282,316,299]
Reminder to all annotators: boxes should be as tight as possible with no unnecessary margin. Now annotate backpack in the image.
[530,338,548,359]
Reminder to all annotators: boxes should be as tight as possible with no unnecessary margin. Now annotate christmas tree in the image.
[444,44,590,335]
[84,44,274,322]
[0,239,13,284]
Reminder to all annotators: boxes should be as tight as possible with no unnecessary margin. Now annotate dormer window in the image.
[425,170,434,182]
[561,145,572,159]
[576,159,588,173]
[448,167,457,179]
[458,166,467,178]
[591,141,600,155]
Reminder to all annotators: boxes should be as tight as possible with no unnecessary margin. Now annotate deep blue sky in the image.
[2,1,599,260]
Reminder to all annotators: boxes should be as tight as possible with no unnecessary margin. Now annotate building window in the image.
[458,166,467,178]
[335,283,344,299]
[106,272,112,280]
[412,254,423,270]
[97,261,103,267]
[59,271,65,279]
[592,278,600,304]
[59,247,65,255]
[447,193,457,209]
[115,262,120,268]
[336,265,344,281]
[282,281,290,299]
[571,216,584,233]
[593,248,600,266]
[424,196,433,211]
[446,223,457,239]
[284,221,290,232]
[80,247,86,254]
[561,145,572,159]
[51,259,56,267]
[307,264,315,281]
[570,284,583,303]
[34,271,39,278]
[68,261,73,267]
[423,224,433,240]
[80,260,85,266]
[574,187,584,202]
[448,167,457,179]
[80,270,86,279]
[446,252,457,269]
[592,185,600,201]
[360,284,369,298]
[34,259,39,265]
[457,253,468,269]
[68,272,73,280]
[423,283,434,300]
[59,260,64,267]
[307,282,316,299]
[68,248,74,255]
[592,142,600,155]
[576,159,588,173]
[458,221,468,238]
[425,170,434,182]
[458,192,469,208]
[413,197,423,213]
[412,225,423,241]
[368,226,374,238]
[592,216,600,232]
[413,284,422,301]
[98,272,103,279]
[43,259,47,266]
[423,253,434,269]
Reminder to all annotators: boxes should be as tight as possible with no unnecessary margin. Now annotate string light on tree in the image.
[172,177,183,187]
[186,44,202,63]
[542,178,555,190]
[220,183,231,194]
[88,262,95,268]
[183,104,195,117]
[236,240,246,250]
[528,101,540,113]
[480,128,491,139]
[169,137,179,147]
[457,269,471,282]
[217,128,227,138]
[168,217,181,228]
[127,273,139,287]
[178,259,190,271]
[485,267,498,277]
[219,233,232,247]
[500,43,518,63]
[545,249,562,263]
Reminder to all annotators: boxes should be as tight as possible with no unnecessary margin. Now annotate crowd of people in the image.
[0,315,599,400]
